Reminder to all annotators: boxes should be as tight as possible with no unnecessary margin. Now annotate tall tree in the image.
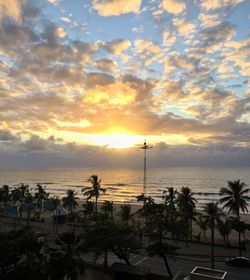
[203,202,223,269]
[119,204,132,224]
[34,184,50,219]
[176,187,197,244]
[219,180,250,256]
[162,187,177,237]
[101,200,114,219]
[82,175,106,214]
[217,218,232,246]
[144,201,178,279]
[0,185,10,207]
[111,222,140,265]
[11,187,22,205]
[83,220,114,267]
[82,201,95,221]
[50,232,84,280]
[196,214,208,238]
[62,190,79,215]
[23,189,34,225]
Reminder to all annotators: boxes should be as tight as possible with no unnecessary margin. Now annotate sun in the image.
[93,134,142,148]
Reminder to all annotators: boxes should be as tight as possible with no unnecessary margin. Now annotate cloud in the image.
[0,18,39,58]
[61,17,71,23]
[199,22,236,53]
[0,129,18,141]
[47,0,61,4]
[173,18,196,36]
[21,135,49,151]
[55,27,67,38]
[103,39,131,55]
[198,13,223,29]
[94,59,117,73]
[83,81,137,106]
[200,0,243,10]
[0,0,24,22]
[161,0,186,14]
[1,138,250,169]
[93,0,142,16]
[0,0,249,169]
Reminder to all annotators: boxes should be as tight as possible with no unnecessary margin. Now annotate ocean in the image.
[0,166,249,210]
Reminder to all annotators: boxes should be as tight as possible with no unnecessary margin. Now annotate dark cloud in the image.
[0,139,249,168]
[0,129,18,141]
[199,22,236,52]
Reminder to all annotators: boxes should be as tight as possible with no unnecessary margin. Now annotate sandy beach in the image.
[1,199,249,246]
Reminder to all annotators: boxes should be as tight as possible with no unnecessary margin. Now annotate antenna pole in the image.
[140,140,152,196]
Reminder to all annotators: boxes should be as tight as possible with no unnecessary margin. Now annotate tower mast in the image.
[140,140,152,196]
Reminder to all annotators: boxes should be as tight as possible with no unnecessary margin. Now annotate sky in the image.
[0,0,250,168]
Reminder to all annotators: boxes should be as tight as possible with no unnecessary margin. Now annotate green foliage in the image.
[82,175,106,214]
[219,180,250,256]
[62,190,79,214]
[219,180,250,216]
[83,219,140,266]
[176,187,197,242]
[0,227,48,280]
[101,200,114,219]
[119,204,132,223]
[203,202,223,269]
[50,232,84,280]
[0,185,10,206]
[142,199,178,279]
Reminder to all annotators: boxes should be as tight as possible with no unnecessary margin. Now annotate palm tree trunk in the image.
[38,202,42,219]
[95,197,98,214]
[211,226,214,269]
[190,219,193,241]
[103,248,108,267]
[162,254,173,279]
[237,211,241,256]
[27,209,31,225]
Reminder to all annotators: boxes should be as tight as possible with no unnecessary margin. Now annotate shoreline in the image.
[1,199,249,245]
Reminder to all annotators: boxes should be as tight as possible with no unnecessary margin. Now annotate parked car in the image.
[225,257,250,268]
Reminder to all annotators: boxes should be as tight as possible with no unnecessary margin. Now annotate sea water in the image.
[0,166,249,210]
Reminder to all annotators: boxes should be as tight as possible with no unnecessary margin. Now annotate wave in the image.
[104,183,128,187]
[194,192,218,196]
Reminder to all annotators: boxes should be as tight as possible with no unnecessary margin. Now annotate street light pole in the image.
[140,140,152,196]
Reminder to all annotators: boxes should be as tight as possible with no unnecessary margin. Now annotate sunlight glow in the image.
[93,134,142,148]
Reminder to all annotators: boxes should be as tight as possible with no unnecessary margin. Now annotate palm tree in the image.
[11,187,22,205]
[50,232,84,280]
[81,175,106,214]
[15,184,29,205]
[196,214,208,238]
[162,187,177,206]
[144,201,178,279]
[24,190,35,225]
[34,184,50,219]
[119,204,132,223]
[101,200,114,219]
[176,187,197,244]
[136,193,154,205]
[0,185,10,207]
[219,180,250,256]
[217,218,232,246]
[62,190,79,215]
[82,201,95,221]
[203,202,223,269]
[163,187,177,237]
[83,220,114,267]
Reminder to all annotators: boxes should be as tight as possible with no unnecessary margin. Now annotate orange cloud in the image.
[93,0,142,16]
[84,82,137,106]
[161,0,185,14]
[0,0,24,21]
